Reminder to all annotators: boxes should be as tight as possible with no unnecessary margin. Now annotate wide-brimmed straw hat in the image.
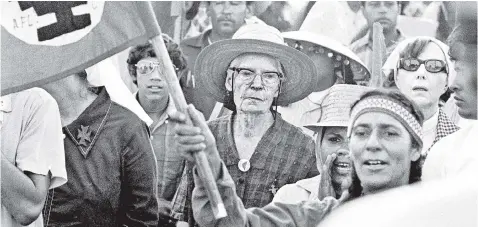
[304,84,373,132]
[194,24,319,109]
[282,31,370,87]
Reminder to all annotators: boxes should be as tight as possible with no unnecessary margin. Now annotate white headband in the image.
[347,96,423,148]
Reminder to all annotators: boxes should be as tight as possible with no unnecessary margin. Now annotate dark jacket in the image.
[43,88,159,227]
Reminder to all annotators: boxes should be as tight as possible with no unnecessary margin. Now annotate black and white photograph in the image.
[1,1,477,227]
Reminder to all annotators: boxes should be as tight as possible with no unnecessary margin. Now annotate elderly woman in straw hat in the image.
[170,87,426,226]
[382,36,459,155]
[277,31,370,134]
[273,84,373,203]
[171,23,320,222]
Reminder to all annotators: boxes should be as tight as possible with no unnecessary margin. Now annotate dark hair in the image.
[126,34,187,85]
[348,89,424,199]
[447,22,477,62]
[361,1,402,9]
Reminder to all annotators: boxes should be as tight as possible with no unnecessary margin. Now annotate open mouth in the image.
[333,161,352,174]
[364,160,387,165]
[148,85,162,89]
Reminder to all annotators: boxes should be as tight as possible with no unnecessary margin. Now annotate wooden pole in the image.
[370,22,387,88]
[147,3,227,220]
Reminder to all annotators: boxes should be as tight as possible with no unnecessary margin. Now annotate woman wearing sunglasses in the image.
[382,37,459,155]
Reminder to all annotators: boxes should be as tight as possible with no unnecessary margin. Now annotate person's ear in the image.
[225,71,233,92]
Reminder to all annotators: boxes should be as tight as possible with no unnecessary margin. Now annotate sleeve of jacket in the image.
[120,122,159,226]
[192,162,335,227]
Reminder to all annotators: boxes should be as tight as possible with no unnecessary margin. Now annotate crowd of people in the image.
[1,1,477,227]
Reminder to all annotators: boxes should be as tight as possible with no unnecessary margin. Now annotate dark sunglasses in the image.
[398,58,448,73]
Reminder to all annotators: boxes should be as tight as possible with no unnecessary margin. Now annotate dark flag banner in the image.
[1,1,161,95]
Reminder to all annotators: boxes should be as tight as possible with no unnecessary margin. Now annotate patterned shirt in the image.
[171,113,319,222]
[192,162,336,227]
[135,93,185,210]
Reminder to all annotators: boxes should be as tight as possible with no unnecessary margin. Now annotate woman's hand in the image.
[318,154,337,200]
[170,105,221,171]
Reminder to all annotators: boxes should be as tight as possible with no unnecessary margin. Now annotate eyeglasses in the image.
[398,58,448,73]
[228,67,283,86]
[135,61,162,75]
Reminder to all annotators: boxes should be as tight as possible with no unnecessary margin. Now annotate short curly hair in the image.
[126,34,187,85]
[347,89,424,199]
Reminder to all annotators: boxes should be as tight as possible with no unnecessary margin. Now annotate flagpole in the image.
[370,22,386,88]
[146,3,227,220]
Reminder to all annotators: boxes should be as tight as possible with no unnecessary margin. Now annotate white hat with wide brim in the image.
[282,30,370,86]
[194,24,319,109]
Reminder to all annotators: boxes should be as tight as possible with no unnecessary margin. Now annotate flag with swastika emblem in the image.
[1,1,161,95]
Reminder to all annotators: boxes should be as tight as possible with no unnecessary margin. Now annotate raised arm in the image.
[173,105,347,227]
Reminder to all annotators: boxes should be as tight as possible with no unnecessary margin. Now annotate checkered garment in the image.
[170,113,319,225]
[428,108,460,153]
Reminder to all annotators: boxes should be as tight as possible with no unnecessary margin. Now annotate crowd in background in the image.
[1,1,477,227]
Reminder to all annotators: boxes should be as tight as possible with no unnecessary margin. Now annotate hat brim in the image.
[194,39,319,107]
[304,121,348,132]
[282,31,369,70]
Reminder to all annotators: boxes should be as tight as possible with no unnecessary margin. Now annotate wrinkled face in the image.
[349,112,420,193]
[225,54,282,114]
[449,42,478,120]
[316,127,352,185]
[363,1,399,33]
[396,42,448,111]
[208,1,250,36]
[136,57,170,101]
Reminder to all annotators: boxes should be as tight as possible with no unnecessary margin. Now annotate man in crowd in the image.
[172,23,319,226]
[1,88,67,227]
[180,1,254,120]
[422,9,478,180]
[126,34,188,216]
[350,1,405,74]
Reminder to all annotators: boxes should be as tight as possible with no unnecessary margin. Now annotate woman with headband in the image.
[169,88,425,226]
[382,37,459,155]
[347,89,425,199]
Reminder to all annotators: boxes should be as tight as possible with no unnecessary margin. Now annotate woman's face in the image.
[396,42,448,111]
[316,126,352,184]
[349,112,420,194]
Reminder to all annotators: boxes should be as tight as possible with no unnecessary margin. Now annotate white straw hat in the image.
[304,84,374,131]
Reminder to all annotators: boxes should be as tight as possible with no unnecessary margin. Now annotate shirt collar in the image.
[362,29,405,49]
[183,29,212,48]
[64,87,112,158]
[223,112,286,169]
[134,92,176,131]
